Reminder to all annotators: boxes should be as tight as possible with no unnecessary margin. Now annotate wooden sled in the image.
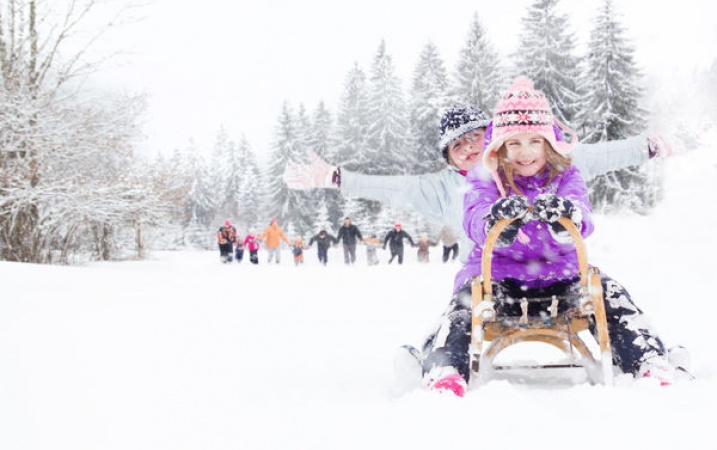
[470,216,613,386]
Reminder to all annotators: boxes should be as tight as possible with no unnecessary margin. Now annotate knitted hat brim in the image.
[437,120,491,152]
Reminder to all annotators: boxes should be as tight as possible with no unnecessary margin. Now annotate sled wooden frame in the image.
[469,216,614,386]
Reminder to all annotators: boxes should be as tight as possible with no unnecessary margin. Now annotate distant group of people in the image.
[217,216,459,267]
[216,217,285,265]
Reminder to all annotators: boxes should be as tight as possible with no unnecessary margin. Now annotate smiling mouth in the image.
[517,160,536,166]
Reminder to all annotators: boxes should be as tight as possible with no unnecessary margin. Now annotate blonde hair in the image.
[496,140,572,196]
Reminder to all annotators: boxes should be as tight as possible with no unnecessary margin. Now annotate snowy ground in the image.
[2,142,716,449]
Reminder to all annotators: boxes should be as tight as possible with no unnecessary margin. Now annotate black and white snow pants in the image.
[421,274,666,382]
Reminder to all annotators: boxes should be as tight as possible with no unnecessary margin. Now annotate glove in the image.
[489,195,530,220]
[485,195,530,247]
[282,150,337,189]
[532,193,582,243]
[647,134,672,158]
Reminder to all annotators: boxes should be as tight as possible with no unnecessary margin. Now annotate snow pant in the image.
[421,274,666,383]
[442,244,458,263]
[235,248,244,263]
[249,250,259,264]
[417,250,429,263]
[367,249,379,266]
[317,246,328,265]
[343,243,357,265]
[294,252,303,266]
[266,247,281,264]
[219,243,233,262]
[388,246,404,264]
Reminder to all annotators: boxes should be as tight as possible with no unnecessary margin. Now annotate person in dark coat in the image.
[308,229,338,265]
[383,222,415,264]
[335,217,363,265]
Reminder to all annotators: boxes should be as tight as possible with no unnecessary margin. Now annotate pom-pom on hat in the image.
[438,106,490,160]
[483,76,578,172]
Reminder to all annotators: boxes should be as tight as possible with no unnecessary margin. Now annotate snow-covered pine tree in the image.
[335,63,371,170]
[265,102,298,225]
[513,0,581,127]
[451,12,504,113]
[580,0,658,214]
[366,40,411,176]
[185,141,216,229]
[287,104,319,236]
[308,101,344,228]
[236,135,262,231]
[409,41,450,174]
[210,126,244,224]
[579,0,646,143]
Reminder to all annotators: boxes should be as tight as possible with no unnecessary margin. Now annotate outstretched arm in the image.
[571,134,670,181]
[283,150,338,189]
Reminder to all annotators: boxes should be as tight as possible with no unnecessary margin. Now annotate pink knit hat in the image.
[483,76,578,174]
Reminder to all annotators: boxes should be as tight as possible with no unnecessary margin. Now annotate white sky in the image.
[90,0,715,159]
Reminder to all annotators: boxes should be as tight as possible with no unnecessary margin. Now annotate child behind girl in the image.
[421,77,676,396]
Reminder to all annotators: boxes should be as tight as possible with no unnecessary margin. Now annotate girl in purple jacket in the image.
[421,77,676,396]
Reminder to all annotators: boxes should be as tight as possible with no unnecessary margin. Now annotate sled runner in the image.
[470,215,613,387]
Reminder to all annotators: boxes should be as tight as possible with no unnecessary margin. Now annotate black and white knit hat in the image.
[438,106,490,159]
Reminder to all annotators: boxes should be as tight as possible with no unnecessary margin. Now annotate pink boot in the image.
[639,357,675,386]
[428,372,467,397]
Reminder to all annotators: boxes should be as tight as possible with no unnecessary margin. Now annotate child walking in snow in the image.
[416,233,437,263]
[308,229,338,265]
[420,77,677,396]
[292,236,307,266]
[363,234,381,266]
[234,232,245,263]
[243,229,260,265]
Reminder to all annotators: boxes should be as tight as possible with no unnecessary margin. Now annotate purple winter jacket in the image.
[452,164,594,294]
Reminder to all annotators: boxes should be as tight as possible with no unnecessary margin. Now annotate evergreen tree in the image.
[309,101,344,227]
[451,12,504,112]
[235,135,262,230]
[288,104,319,236]
[579,0,646,142]
[335,63,371,170]
[409,41,449,174]
[580,0,658,214]
[265,102,297,223]
[185,142,215,228]
[513,0,581,127]
[210,126,243,223]
[366,40,410,175]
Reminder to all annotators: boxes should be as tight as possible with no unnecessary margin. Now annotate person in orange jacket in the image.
[258,217,290,264]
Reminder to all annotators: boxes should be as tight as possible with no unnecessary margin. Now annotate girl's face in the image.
[504,133,548,177]
[447,129,485,172]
